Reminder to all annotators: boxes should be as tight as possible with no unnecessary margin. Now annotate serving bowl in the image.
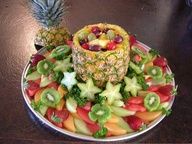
[21,41,175,142]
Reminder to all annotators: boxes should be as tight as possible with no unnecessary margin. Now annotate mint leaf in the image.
[165,73,174,83]
[93,127,108,138]
[51,114,62,123]
[162,108,172,116]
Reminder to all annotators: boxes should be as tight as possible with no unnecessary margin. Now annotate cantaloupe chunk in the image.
[34,89,45,103]
[135,111,162,122]
[71,112,81,119]
[107,114,119,123]
[56,99,65,111]
[104,123,127,136]
[63,114,76,132]
[58,85,68,98]
[144,61,153,72]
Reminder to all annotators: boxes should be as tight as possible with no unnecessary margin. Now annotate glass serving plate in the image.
[21,41,175,142]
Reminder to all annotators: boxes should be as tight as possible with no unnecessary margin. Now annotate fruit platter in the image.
[21,23,177,141]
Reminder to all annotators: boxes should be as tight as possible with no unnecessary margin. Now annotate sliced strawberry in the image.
[158,84,173,96]
[129,35,136,47]
[125,103,146,112]
[46,108,69,128]
[127,96,144,104]
[155,92,171,102]
[147,85,161,92]
[47,82,59,90]
[125,115,144,131]
[77,107,95,124]
[34,79,41,85]
[153,56,167,67]
[81,102,92,111]
[26,81,40,97]
[161,66,167,74]
[86,122,100,133]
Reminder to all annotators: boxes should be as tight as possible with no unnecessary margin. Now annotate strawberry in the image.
[46,108,69,128]
[134,54,142,63]
[125,103,146,112]
[153,56,167,67]
[81,102,92,111]
[82,43,89,50]
[147,85,161,92]
[127,96,144,104]
[155,92,171,102]
[125,115,144,131]
[158,84,173,96]
[107,41,116,50]
[129,35,136,47]
[26,81,40,97]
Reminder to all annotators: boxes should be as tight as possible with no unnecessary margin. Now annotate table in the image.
[0,0,192,143]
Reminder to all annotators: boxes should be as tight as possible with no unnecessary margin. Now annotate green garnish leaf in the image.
[27,66,36,76]
[93,127,108,138]
[45,45,55,51]
[66,85,87,106]
[172,85,178,96]
[31,100,41,111]
[149,48,159,56]
[136,75,149,90]
[162,108,172,116]
[165,73,174,83]
[52,71,64,83]
[139,124,147,131]
[95,95,106,105]
[120,81,131,100]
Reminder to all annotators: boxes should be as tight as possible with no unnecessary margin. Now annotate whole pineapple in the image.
[29,0,70,47]
[72,23,130,87]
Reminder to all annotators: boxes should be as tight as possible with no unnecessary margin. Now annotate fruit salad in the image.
[24,25,177,139]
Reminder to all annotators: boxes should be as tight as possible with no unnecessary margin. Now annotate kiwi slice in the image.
[37,60,54,75]
[40,88,61,107]
[144,92,160,111]
[49,45,71,60]
[147,66,163,79]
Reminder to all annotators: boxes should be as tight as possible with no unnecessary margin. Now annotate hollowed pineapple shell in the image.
[72,23,130,87]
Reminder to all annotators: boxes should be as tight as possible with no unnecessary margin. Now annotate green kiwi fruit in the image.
[144,92,160,111]
[37,59,54,75]
[49,45,71,60]
[40,88,61,107]
[147,66,163,79]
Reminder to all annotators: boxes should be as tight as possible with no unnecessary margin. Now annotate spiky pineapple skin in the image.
[35,27,70,47]
[72,23,130,87]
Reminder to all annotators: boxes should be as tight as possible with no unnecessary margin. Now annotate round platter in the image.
[21,41,175,142]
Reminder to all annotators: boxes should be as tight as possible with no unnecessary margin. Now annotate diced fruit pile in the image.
[25,36,177,138]
[78,26,124,51]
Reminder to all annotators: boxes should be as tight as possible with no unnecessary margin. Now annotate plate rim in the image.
[21,41,175,142]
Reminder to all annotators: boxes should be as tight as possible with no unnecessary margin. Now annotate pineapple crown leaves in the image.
[29,0,68,28]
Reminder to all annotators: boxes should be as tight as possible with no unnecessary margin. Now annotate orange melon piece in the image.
[63,114,76,132]
[71,112,81,119]
[56,99,65,111]
[135,111,162,122]
[58,85,68,98]
[104,123,127,136]
[34,89,45,103]
[107,114,119,123]
[144,61,153,72]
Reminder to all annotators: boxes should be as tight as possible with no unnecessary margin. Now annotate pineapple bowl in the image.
[72,23,130,87]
